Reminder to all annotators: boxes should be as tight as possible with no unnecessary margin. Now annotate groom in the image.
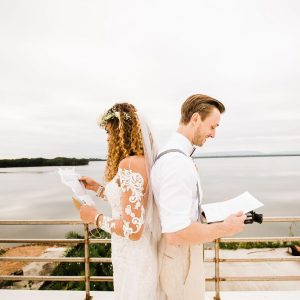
[151,94,246,300]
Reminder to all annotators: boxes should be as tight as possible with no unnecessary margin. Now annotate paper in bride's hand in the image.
[202,191,264,223]
[58,168,95,207]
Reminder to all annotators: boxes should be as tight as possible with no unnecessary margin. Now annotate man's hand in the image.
[79,176,100,192]
[222,211,246,237]
[79,204,98,224]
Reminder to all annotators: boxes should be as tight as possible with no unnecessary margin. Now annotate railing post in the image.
[84,224,93,300]
[214,238,221,300]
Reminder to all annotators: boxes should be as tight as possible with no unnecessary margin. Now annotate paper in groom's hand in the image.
[202,191,264,223]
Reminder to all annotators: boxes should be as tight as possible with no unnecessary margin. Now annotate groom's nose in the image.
[210,129,216,138]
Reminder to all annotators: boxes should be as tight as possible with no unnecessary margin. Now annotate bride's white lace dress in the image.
[104,168,160,300]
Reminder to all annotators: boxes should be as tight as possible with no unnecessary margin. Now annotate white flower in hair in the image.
[98,107,131,127]
[123,112,130,120]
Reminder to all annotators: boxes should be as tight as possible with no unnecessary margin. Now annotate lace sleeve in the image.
[118,168,145,239]
[97,167,146,240]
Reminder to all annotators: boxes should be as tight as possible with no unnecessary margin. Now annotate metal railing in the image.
[206,217,300,300]
[0,220,113,300]
[0,217,300,300]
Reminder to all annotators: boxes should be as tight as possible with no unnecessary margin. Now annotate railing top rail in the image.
[263,217,300,222]
[0,220,84,225]
[0,216,299,225]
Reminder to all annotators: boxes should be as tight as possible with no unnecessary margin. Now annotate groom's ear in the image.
[190,112,202,126]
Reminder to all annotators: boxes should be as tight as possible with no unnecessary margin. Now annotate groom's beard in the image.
[193,129,206,147]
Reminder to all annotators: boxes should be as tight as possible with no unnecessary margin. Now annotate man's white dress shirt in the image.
[151,132,203,233]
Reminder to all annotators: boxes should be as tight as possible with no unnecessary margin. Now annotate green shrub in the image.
[39,230,113,291]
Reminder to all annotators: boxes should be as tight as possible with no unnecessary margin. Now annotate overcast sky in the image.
[1,0,300,159]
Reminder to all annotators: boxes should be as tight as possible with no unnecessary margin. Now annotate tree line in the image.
[0,157,89,168]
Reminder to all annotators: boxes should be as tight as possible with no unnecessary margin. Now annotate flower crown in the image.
[98,107,131,128]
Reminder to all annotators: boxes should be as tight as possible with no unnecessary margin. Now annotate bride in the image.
[78,103,163,299]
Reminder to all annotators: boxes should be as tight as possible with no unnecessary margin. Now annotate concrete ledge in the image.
[206,291,300,299]
[1,290,300,300]
[0,290,114,300]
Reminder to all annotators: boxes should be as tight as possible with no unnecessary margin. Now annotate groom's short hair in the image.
[180,94,225,124]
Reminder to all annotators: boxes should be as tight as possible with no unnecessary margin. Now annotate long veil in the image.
[137,112,162,243]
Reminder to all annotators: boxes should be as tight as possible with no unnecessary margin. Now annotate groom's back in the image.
[150,132,200,234]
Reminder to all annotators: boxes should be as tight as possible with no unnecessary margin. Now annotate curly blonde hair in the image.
[99,103,144,182]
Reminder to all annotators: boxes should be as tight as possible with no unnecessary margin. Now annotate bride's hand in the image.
[79,205,98,224]
[79,176,100,192]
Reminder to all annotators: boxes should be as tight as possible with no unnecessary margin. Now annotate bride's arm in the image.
[95,157,147,241]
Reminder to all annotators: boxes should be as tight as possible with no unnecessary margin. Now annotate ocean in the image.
[0,157,299,244]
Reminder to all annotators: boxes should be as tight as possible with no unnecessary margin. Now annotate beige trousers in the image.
[159,238,205,300]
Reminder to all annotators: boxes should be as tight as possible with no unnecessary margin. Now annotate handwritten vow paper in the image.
[58,168,95,206]
[202,191,263,223]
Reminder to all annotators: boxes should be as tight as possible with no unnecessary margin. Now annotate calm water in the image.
[0,157,300,243]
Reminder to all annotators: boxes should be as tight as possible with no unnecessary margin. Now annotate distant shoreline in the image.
[0,154,299,167]
[0,157,89,168]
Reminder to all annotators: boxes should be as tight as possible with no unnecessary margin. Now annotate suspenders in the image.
[154,149,203,223]
[155,149,187,161]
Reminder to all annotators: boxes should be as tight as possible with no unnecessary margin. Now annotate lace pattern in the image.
[99,215,115,233]
[118,168,145,239]
[98,168,145,240]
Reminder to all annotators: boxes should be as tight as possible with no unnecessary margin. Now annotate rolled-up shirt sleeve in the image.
[152,155,195,233]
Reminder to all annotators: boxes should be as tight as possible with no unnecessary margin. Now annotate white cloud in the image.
[0,0,300,158]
